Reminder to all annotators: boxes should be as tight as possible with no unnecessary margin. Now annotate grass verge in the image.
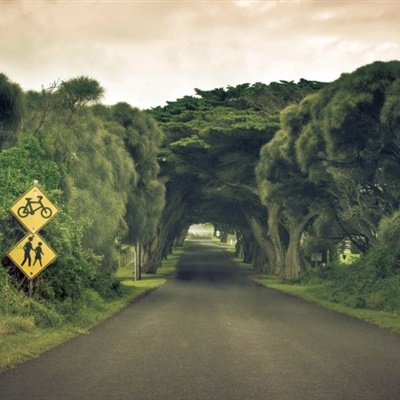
[219,242,400,335]
[251,274,400,334]
[0,248,183,373]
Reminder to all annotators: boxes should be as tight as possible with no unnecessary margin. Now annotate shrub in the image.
[365,276,400,313]
[299,244,400,312]
[0,274,63,327]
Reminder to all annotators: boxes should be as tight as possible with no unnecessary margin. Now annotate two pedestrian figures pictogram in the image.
[8,233,57,279]
[21,236,44,267]
[8,185,59,280]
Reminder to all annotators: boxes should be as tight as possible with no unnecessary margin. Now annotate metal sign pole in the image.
[29,279,33,298]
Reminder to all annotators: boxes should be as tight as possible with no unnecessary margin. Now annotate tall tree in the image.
[21,78,137,272]
[295,61,400,252]
[106,103,166,274]
[256,61,400,280]
[0,73,25,149]
[256,104,325,279]
[57,76,105,113]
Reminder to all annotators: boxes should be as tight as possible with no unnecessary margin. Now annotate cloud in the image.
[0,0,399,108]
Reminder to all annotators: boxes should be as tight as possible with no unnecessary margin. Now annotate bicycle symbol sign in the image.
[10,185,59,233]
[17,196,53,219]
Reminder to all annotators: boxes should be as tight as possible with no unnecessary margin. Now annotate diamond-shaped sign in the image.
[10,185,59,234]
[7,233,58,280]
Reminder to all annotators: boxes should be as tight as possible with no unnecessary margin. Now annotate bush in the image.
[26,299,64,327]
[0,275,64,327]
[53,289,108,324]
[299,244,400,312]
[365,276,400,313]
[89,272,121,298]
[38,214,100,302]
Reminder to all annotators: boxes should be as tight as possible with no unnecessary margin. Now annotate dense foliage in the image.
[148,80,324,273]
[0,75,165,322]
[2,60,400,319]
[148,61,400,311]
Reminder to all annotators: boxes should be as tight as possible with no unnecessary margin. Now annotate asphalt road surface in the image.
[2,234,400,400]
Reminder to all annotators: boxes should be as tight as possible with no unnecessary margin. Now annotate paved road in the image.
[1,235,400,400]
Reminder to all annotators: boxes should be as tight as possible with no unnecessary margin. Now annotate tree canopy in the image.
[2,60,400,306]
[148,79,325,274]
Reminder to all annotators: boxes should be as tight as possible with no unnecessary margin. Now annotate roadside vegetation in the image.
[0,249,181,372]
[217,241,400,334]
[251,270,400,335]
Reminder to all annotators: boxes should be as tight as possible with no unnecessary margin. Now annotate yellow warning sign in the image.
[10,185,59,234]
[7,233,58,280]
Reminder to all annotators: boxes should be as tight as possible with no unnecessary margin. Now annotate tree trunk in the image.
[266,201,287,276]
[243,212,276,274]
[135,243,142,280]
[142,186,188,274]
[252,242,269,273]
[281,224,304,281]
[280,212,317,281]
[242,229,255,264]
[220,230,229,244]
[235,231,244,259]
[176,226,189,247]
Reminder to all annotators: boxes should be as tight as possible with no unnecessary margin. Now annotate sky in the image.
[1,0,400,109]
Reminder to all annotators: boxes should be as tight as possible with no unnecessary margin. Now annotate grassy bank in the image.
[251,273,400,334]
[0,248,182,373]
[216,241,400,335]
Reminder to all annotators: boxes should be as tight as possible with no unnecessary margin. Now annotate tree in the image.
[1,73,166,299]
[256,103,325,280]
[256,61,400,280]
[102,103,166,275]
[20,79,137,273]
[378,211,400,261]
[149,81,324,274]
[57,76,105,113]
[0,73,25,149]
[295,61,400,252]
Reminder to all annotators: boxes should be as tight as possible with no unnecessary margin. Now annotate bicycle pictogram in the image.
[17,196,53,219]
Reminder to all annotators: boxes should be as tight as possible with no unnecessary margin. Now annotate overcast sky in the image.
[1,0,399,109]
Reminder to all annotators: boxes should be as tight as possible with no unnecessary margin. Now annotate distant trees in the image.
[149,80,324,274]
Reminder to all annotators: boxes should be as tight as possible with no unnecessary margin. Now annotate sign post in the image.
[8,184,59,281]
[311,253,323,267]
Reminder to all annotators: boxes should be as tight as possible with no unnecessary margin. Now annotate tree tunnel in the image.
[145,62,400,281]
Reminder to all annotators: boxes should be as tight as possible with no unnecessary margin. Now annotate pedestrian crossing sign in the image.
[7,233,58,280]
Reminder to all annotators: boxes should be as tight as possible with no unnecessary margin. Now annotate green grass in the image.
[0,248,183,373]
[250,274,400,333]
[230,259,400,333]
[218,242,400,335]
